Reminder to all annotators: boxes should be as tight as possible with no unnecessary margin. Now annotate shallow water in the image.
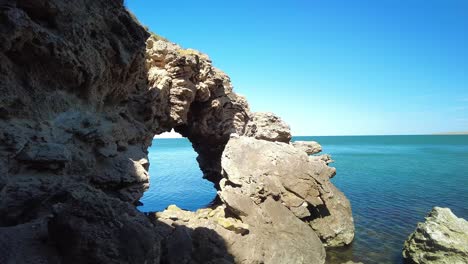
[138,135,468,264]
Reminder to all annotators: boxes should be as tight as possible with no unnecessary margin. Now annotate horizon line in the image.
[154,132,468,139]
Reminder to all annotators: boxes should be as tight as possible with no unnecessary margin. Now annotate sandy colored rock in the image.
[245,112,292,143]
[156,201,325,264]
[292,140,323,155]
[220,136,354,248]
[403,207,468,264]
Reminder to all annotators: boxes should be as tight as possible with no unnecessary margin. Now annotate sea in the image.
[138,135,468,264]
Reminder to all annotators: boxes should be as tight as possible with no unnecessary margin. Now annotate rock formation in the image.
[292,140,323,155]
[0,0,354,263]
[403,207,468,264]
[145,37,251,183]
[219,136,353,247]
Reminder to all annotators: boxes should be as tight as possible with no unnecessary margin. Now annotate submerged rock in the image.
[403,207,468,264]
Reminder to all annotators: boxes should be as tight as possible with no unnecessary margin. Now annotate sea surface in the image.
[138,135,468,264]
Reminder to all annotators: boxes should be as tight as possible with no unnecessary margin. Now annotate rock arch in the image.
[0,1,354,263]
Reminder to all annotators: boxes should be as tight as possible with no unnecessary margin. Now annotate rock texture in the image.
[0,0,355,263]
[0,0,161,263]
[244,112,292,143]
[292,140,322,155]
[220,136,354,248]
[403,207,468,264]
[145,38,251,182]
[155,203,325,264]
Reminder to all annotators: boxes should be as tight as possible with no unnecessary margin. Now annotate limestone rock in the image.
[244,112,292,143]
[403,207,468,264]
[220,136,354,249]
[292,140,322,155]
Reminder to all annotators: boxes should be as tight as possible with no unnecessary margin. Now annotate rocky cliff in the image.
[0,0,354,263]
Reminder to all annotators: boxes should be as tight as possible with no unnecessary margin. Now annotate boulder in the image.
[403,207,468,264]
[292,140,322,155]
[156,201,325,264]
[220,136,354,248]
[244,112,292,143]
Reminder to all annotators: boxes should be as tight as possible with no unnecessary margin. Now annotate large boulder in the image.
[403,207,468,264]
[220,136,354,248]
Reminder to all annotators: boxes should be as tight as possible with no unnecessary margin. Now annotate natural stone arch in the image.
[0,1,354,263]
[145,37,250,184]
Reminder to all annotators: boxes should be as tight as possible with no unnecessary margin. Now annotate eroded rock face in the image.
[220,136,354,248]
[0,0,153,204]
[403,207,468,264]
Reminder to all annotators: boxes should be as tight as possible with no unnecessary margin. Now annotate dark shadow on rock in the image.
[148,214,235,264]
[175,86,250,186]
[0,183,234,264]
[308,204,332,219]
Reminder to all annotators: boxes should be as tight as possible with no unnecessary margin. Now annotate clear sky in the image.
[127,0,468,136]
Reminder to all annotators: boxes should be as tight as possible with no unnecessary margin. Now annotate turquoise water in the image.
[138,135,468,264]
[138,138,216,212]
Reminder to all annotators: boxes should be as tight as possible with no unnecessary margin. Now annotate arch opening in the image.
[137,130,218,212]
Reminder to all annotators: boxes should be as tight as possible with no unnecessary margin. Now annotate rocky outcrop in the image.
[0,0,354,263]
[403,207,468,264]
[220,136,354,248]
[292,140,322,155]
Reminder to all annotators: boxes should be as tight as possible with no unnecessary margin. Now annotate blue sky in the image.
[127,0,468,136]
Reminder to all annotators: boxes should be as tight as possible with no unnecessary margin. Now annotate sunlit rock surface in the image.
[403,207,468,264]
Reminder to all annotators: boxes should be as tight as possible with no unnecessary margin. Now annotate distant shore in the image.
[432,132,468,135]
[153,132,468,139]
